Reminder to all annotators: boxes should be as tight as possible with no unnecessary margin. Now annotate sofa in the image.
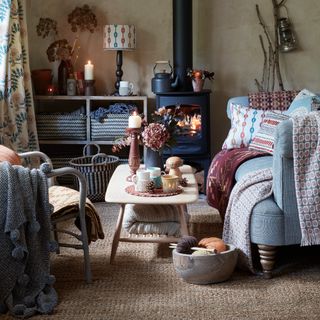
[206,91,320,278]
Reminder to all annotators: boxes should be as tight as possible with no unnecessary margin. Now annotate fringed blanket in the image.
[206,148,268,220]
[222,168,273,272]
[0,162,57,318]
[292,112,320,246]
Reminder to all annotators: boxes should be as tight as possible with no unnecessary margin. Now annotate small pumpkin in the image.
[0,145,21,165]
[198,237,227,253]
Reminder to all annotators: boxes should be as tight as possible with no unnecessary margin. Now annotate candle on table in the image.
[128,112,141,128]
[84,60,94,80]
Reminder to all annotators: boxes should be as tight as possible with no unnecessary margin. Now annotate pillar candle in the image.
[128,113,141,128]
[84,60,94,80]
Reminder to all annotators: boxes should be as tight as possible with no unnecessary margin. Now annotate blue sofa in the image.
[223,96,301,277]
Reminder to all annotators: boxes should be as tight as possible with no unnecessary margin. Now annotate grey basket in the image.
[91,114,129,139]
[36,114,86,140]
[69,144,119,202]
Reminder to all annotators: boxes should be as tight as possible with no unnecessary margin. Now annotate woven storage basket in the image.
[69,144,119,202]
[91,114,129,139]
[36,113,86,140]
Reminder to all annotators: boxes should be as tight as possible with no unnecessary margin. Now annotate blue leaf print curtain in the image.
[0,0,39,154]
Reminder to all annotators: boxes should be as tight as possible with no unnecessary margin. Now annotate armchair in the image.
[207,96,302,278]
[0,146,93,283]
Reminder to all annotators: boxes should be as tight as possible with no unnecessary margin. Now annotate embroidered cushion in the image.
[249,111,290,154]
[248,90,299,111]
[222,103,267,149]
[284,89,320,117]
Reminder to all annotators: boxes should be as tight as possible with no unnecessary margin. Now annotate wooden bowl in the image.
[172,245,238,284]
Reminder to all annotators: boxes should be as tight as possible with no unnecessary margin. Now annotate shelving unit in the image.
[34,95,148,187]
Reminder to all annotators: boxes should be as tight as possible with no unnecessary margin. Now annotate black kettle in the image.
[151,61,178,94]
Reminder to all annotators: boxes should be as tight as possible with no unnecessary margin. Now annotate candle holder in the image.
[84,80,96,96]
[127,128,141,180]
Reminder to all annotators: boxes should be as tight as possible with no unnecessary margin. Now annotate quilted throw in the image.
[222,168,273,272]
[206,148,268,220]
[292,112,320,246]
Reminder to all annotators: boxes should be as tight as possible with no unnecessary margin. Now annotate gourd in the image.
[198,237,227,253]
[0,145,21,165]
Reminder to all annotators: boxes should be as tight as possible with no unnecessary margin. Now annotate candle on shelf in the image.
[84,60,94,80]
[128,112,141,128]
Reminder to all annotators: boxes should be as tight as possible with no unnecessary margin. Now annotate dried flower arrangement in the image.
[112,107,184,153]
[187,69,215,81]
[36,4,97,66]
[68,4,97,33]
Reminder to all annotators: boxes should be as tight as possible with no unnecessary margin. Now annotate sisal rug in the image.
[3,201,320,320]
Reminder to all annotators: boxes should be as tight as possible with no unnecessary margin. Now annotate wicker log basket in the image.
[69,143,119,202]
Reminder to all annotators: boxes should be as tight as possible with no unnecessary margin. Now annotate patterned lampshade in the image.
[103,24,136,51]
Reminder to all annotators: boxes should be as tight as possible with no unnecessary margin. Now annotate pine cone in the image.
[179,177,188,187]
[146,181,155,193]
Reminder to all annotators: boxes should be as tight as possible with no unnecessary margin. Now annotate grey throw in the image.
[0,162,58,318]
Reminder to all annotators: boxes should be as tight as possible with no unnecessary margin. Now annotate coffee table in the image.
[105,164,199,263]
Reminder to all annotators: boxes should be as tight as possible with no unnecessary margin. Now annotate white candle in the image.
[128,113,141,128]
[84,60,94,80]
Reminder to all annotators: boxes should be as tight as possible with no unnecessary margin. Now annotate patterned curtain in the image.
[0,0,39,153]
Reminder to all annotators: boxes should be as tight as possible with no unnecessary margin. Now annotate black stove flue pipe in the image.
[173,0,193,92]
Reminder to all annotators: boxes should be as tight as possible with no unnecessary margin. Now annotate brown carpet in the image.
[3,202,320,320]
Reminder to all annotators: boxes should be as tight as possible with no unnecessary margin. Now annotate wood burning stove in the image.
[156,90,211,183]
[153,0,212,187]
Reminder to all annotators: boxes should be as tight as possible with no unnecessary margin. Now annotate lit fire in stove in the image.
[177,114,201,136]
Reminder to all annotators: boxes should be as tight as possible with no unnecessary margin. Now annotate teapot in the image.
[151,61,178,94]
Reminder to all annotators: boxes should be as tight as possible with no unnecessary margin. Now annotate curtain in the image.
[0,0,39,153]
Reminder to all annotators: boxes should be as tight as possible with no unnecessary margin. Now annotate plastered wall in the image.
[26,0,320,154]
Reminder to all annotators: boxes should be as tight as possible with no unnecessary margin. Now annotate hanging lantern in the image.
[278,17,297,52]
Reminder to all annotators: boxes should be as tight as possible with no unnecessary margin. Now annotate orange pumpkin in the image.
[0,145,21,165]
[198,237,227,253]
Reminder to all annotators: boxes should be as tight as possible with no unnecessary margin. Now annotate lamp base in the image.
[114,50,123,93]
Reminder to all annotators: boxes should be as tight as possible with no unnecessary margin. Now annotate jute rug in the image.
[3,201,320,320]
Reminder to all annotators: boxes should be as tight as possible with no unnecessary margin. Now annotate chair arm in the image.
[272,119,301,241]
[18,151,53,168]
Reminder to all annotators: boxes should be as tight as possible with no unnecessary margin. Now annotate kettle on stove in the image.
[151,60,178,94]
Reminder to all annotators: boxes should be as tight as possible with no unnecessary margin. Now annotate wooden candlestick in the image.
[127,128,141,178]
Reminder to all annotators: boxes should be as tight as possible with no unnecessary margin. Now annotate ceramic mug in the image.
[161,174,179,193]
[132,169,150,192]
[119,81,134,96]
[147,167,165,189]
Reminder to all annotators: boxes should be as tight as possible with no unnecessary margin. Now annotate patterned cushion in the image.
[284,89,320,117]
[222,103,267,149]
[248,90,299,111]
[249,111,290,154]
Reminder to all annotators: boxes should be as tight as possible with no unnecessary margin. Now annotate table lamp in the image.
[103,24,136,94]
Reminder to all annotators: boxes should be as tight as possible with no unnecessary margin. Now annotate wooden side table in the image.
[105,164,199,263]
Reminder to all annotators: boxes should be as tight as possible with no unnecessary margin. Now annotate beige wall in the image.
[26,0,320,154]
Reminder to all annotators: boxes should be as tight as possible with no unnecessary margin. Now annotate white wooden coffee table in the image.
[105,164,199,263]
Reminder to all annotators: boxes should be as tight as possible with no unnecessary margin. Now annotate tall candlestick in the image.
[84,60,94,80]
[128,113,141,128]
[127,128,141,178]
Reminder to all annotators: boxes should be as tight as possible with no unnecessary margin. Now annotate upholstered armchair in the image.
[207,92,319,278]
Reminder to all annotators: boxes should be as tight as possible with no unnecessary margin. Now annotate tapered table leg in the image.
[177,204,189,236]
[110,204,126,264]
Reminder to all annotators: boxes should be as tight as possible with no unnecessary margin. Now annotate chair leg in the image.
[257,244,277,279]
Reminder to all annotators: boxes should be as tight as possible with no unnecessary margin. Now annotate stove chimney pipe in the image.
[173,0,193,92]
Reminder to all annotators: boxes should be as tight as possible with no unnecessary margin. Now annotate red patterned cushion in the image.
[249,111,290,154]
[248,90,299,111]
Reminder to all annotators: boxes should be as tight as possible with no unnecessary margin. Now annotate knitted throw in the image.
[0,162,58,318]
[292,112,320,246]
[222,168,273,272]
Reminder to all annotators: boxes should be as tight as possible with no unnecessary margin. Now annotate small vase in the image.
[192,78,205,92]
[144,148,164,169]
